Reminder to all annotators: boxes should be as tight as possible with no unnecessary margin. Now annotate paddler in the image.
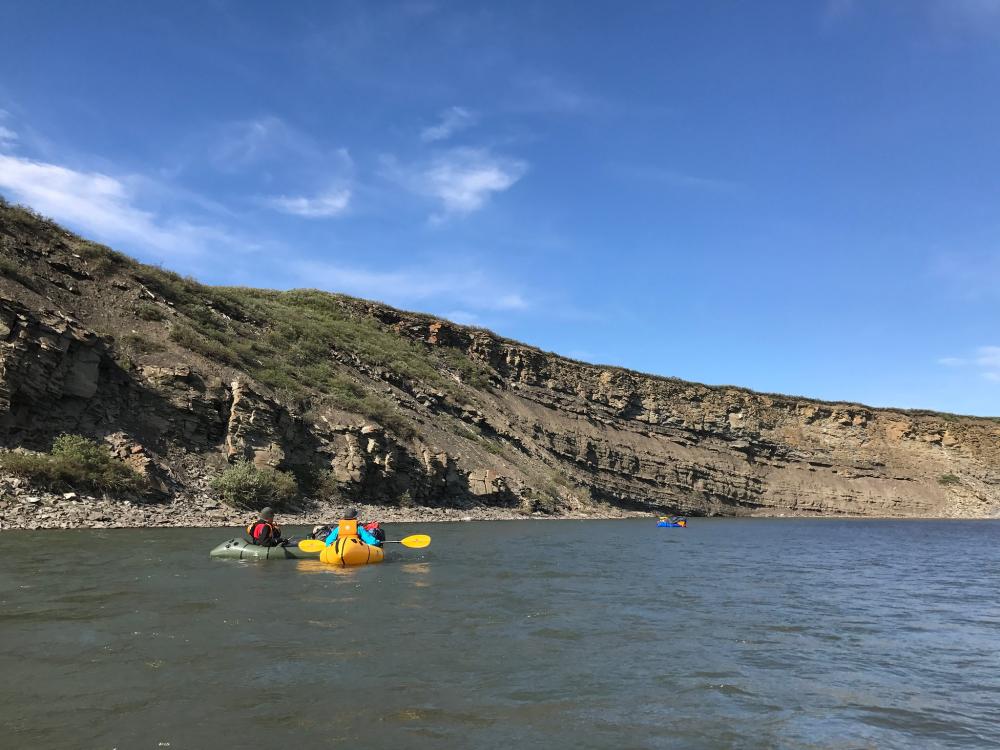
[324,507,382,547]
[246,507,289,547]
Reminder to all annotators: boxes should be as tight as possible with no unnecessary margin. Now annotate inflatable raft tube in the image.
[657,517,687,528]
[210,538,320,560]
[320,537,384,566]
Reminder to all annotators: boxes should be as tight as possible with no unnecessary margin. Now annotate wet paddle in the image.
[386,534,431,548]
[297,534,430,554]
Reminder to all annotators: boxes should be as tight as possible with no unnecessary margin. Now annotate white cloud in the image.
[0,153,236,258]
[384,147,527,220]
[291,259,530,313]
[0,125,16,148]
[938,346,1000,381]
[269,188,351,218]
[495,293,528,310]
[421,106,476,142]
[976,346,1000,379]
[444,310,480,325]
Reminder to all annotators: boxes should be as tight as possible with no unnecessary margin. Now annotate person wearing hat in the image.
[246,507,288,547]
[324,507,381,547]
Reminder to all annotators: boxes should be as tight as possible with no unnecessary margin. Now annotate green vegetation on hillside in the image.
[123,265,492,437]
[209,458,299,510]
[0,434,149,496]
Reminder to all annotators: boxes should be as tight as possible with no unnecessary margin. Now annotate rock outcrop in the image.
[1,201,998,525]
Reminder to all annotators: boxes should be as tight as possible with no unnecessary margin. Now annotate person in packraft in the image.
[324,507,382,547]
[246,507,288,547]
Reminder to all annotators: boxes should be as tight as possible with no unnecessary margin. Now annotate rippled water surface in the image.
[2,519,999,749]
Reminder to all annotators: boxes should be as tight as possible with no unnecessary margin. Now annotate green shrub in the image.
[210,459,299,510]
[120,333,163,354]
[522,488,560,514]
[0,434,148,495]
[136,303,167,322]
[169,324,243,367]
[313,469,345,501]
[0,255,37,290]
[938,474,961,486]
[78,242,127,276]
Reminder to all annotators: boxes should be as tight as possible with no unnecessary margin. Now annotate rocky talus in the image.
[1,203,998,528]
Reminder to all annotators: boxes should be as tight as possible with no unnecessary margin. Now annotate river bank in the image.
[0,478,657,530]
[3,482,989,530]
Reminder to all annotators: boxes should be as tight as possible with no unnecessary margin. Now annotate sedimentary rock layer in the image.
[1,203,997,522]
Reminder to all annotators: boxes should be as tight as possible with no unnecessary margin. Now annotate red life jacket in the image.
[246,520,280,545]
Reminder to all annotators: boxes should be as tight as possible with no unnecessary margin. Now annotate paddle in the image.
[386,534,431,548]
[297,534,430,554]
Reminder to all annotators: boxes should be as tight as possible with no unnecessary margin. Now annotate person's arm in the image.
[359,526,379,545]
[324,528,339,546]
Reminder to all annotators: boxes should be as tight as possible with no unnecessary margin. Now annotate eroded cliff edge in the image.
[2,201,998,526]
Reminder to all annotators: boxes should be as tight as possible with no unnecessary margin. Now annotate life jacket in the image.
[337,518,359,540]
[246,519,280,545]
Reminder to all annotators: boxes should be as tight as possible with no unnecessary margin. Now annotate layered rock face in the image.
[1,203,998,519]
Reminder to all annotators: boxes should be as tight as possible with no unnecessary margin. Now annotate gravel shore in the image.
[0,477,650,531]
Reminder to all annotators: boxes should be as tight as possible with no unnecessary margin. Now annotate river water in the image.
[2,519,999,749]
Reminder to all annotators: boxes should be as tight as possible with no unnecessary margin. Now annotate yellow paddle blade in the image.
[399,534,431,548]
[298,539,326,553]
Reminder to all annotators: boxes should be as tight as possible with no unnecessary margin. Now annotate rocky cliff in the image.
[1,200,998,526]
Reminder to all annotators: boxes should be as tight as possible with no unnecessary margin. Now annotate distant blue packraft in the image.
[657,516,687,528]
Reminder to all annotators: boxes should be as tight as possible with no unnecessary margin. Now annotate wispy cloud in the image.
[615,164,739,192]
[444,310,480,325]
[291,259,530,312]
[421,106,476,142]
[268,188,352,218]
[0,109,17,149]
[208,117,356,218]
[831,0,1000,35]
[932,0,1000,30]
[932,251,1000,299]
[211,115,308,172]
[507,74,604,116]
[823,0,857,24]
[0,153,240,259]
[938,346,1000,381]
[383,147,527,221]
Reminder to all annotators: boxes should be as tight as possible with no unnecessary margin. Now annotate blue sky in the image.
[1,1,998,415]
